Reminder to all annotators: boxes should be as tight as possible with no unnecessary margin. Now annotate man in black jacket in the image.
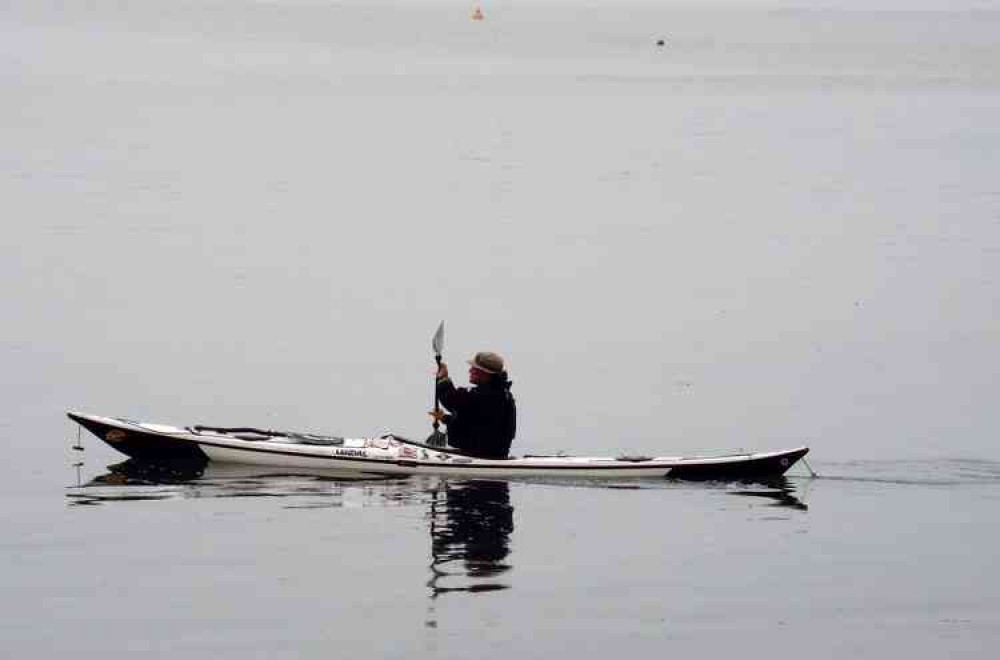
[431,351,517,459]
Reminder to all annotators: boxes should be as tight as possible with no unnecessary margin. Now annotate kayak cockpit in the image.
[188,425,346,446]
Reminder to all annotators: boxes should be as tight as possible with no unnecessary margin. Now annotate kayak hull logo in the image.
[105,429,127,444]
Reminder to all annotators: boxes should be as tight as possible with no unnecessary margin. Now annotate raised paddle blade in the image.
[431,320,446,433]
[432,320,445,357]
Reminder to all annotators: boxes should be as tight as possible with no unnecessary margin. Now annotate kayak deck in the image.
[67,411,809,481]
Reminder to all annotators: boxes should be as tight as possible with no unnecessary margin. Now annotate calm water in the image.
[3,0,999,656]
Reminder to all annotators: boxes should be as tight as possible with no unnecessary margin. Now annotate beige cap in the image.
[467,351,505,374]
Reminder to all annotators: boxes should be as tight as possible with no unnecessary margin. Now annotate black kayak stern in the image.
[667,447,809,481]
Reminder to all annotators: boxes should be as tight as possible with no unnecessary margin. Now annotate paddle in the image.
[427,321,447,446]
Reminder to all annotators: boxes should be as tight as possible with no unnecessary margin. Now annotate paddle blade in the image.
[425,429,447,447]
[432,320,445,356]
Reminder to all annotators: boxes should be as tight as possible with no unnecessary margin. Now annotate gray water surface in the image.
[3,0,999,656]
[17,461,1000,658]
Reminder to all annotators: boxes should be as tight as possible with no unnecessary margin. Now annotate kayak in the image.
[67,411,809,481]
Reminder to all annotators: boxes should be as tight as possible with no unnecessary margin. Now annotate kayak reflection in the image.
[68,458,411,506]
[93,458,207,484]
[426,480,514,598]
[729,477,808,510]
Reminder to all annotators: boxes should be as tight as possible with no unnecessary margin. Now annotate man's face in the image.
[469,366,490,385]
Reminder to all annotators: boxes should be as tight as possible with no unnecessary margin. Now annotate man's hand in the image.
[435,362,449,381]
[428,409,446,423]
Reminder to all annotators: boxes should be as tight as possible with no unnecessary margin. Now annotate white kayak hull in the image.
[67,411,809,481]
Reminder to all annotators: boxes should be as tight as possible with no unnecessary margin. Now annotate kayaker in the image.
[430,351,517,459]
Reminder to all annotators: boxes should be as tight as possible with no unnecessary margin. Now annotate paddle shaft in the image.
[433,354,442,431]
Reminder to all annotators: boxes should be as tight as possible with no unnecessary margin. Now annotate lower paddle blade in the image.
[425,430,447,447]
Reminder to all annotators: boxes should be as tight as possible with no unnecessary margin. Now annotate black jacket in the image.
[436,375,516,459]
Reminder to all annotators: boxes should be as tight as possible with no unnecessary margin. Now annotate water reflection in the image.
[729,477,808,510]
[67,458,416,507]
[426,480,514,599]
[93,458,207,485]
[70,461,803,619]
[74,461,518,606]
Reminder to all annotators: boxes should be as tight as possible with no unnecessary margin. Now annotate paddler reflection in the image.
[426,480,514,598]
